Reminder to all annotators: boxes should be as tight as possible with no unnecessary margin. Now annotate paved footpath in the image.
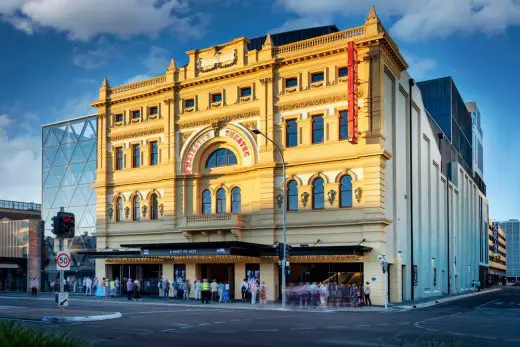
[1,288,520,346]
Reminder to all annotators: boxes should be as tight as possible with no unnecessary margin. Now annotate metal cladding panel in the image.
[347,41,358,144]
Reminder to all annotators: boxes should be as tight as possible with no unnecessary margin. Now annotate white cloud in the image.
[0,124,41,204]
[124,74,152,84]
[52,93,97,120]
[72,42,119,70]
[276,0,520,42]
[0,114,12,127]
[0,0,201,41]
[142,46,170,75]
[402,52,438,79]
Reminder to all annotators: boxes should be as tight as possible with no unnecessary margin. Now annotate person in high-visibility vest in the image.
[201,278,211,304]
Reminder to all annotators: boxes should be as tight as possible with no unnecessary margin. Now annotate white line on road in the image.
[210,330,236,333]
[474,299,499,309]
[250,329,279,332]
[198,323,210,326]
[213,321,225,324]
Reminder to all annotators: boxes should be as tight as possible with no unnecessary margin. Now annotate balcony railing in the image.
[184,213,246,230]
[0,200,41,212]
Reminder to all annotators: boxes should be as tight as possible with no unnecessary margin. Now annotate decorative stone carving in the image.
[301,192,310,207]
[197,49,237,73]
[159,204,164,216]
[142,205,148,217]
[180,132,192,149]
[107,206,113,220]
[355,187,363,203]
[240,121,257,132]
[178,111,260,129]
[124,207,130,219]
[110,127,164,141]
[276,194,283,209]
[163,98,174,105]
[183,231,192,240]
[277,94,347,112]
[260,77,272,85]
[212,121,224,137]
[327,190,337,206]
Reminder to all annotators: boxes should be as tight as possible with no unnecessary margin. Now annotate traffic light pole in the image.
[59,207,64,311]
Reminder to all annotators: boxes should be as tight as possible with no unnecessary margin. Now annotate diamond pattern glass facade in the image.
[41,116,97,291]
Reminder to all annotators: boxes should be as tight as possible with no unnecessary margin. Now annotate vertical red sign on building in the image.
[347,41,358,144]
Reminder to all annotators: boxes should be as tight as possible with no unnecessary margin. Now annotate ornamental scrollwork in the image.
[142,205,148,218]
[159,204,164,216]
[107,206,114,220]
[355,187,363,203]
[327,190,337,206]
[277,94,347,113]
[301,192,310,207]
[124,207,130,219]
[178,111,260,129]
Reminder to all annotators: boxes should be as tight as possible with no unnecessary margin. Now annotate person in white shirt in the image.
[250,281,258,304]
[30,278,38,298]
[240,279,248,302]
[364,282,372,306]
[85,277,92,296]
[210,280,219,302]
[194,280,201,300]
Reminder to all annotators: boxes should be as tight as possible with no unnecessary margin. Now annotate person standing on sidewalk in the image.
[241,279,248,302]
[250,281,258,305]
[30,278,38,298]
[194,279,201,300]
[85,277,92,296]
[364,282,372,306]
[126,278,133,300]
[210,279,218,302]
[259,281,267,304]
[162,277,170,300]
[201,278,210,304]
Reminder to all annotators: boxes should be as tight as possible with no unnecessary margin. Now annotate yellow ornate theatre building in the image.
[91,9,408,304]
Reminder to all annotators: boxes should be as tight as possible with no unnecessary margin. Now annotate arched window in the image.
[340,175,353,208]
[132,195,141,221]
[115,197,123,222]
[150,194,159,220]
[202,189,211,215]
[287,180,298,211]
[312,177,324,209]
[206,148,237,168]
[216,188,226,214]
[231,187,241,213]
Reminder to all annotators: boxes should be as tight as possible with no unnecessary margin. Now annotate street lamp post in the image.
[378,253,388,310]
[252,128,287,310]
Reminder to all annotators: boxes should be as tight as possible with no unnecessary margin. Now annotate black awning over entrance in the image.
[120,241,276,258]
[289,245,372,256]
[75,250,141,259]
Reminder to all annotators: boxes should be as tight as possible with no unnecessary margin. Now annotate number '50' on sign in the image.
[56,251,71,270]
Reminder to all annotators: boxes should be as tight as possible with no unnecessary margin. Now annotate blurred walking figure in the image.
[211,279,218,302]
[30,278,38,298]
[259,281,268,304]
[133,280,141,302]
[201,279,211,304]
[364,282,372,306]
[194,280,201,300]
[319,283,328,308]
[241,279,248,302]
[126,278,133,300]
[250,281,258,305]
[184,280,191,300]
[85,277,92,296]
[162,277,170,300]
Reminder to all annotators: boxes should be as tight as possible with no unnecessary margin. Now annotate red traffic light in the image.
[63,216,74,223]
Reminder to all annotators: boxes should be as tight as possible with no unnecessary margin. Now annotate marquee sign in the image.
[347,41,359,144]
[183,127,251,174]
[492,222,499,258]
[142,248,230,257]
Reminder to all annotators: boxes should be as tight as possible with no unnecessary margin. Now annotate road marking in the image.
[213,321,225,324]
[474,299,499,309]
[178,326,193,329]
[472,335,498,340]
[449,332,465,336]
[424,328,439,332]
[356,324,371,327]
[229,319,240,322]
[198,323,210,326]
[210,330,236,333]
[290,327,315,331]
[325,326,346,329]
[250,329,279,332]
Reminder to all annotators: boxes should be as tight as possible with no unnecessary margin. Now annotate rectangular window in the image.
[338,67,348,78]
[311,72,324,83]
[312,115,324,144]
[240,87,252,97]
[185,98,195,108]
[149,106,158,116]
[115,147,123,170]
[285,77,297,88]
[339,110,348,140]
[132,144,140,168]
[150,141,158,166]
[286,119,298,148]
[211,93,222,103]
[131,110,141,120]
[114,114,123,123]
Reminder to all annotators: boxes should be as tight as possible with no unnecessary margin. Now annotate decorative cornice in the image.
[163,98,174,105]
[260,77,272,85]
[178,110,260,129]
[110,127,164,141]
[277,94,348,113]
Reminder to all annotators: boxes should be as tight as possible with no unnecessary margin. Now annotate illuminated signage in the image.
[347,41,359,144]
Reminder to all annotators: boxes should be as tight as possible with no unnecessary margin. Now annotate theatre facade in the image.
[90,9,408,303]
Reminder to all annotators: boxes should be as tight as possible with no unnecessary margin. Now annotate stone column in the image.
[234,263,245,300]
[260,259,278,301]
[186,263,197,298]
[95,259,106,281]
[162,263,175,297]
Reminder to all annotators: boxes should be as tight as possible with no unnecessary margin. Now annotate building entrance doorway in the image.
[200,263,235,299]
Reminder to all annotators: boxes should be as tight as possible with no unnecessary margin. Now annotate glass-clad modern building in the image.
[41,115,97,291]
[499,219,520,282]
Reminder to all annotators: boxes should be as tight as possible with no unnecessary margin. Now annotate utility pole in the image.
[379,253,388,310]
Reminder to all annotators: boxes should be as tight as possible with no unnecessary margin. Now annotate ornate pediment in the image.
[197,48,237,73]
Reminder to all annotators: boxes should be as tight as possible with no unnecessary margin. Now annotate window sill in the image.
[338,77,348,82]
[114,121,123,127]
[311,81,324,88]
[211,102,222,107]
[285,87,297,94]
[131,118,141,123]
[148,114,158,120]
[184,107,194,113]
[239,96,251,102]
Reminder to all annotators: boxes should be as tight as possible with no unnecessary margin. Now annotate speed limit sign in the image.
[56,251,71,271]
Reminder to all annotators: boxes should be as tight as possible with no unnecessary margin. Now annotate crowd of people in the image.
[286,282,372,308]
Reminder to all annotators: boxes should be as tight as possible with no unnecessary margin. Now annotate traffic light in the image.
[50,212,75,238]
[286,244,292,258]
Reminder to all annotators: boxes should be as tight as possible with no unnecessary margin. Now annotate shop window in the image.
[286,119,298,148]
[202,189,211,215]
[339,110,348,140]
[206,148,237,168]
[150,141,158,166]
[285,77,298,88]
[132,195,140,221]
[115,147,123,170]
[312,115,324,144]
[287,180,298,211]
[150,194,159,220]
[311,72,324,83]
[216,188,226,214]
[231,187,241,213]
[115,197,123,222]
[312,177,324,209]
[132,144,140,168]
[340,175,353,208]
[338,67,348,78]
[240,87,252,97]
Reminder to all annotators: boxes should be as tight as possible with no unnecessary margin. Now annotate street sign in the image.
[58,292,69,307]
[56,251,71,271]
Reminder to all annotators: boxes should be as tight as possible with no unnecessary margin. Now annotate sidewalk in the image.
[0,293,385,313]
[0,304,121,322]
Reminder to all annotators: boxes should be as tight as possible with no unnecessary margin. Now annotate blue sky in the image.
[0,0,519,220]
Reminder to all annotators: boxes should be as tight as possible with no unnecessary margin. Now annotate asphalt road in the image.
[2,288,520,346]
